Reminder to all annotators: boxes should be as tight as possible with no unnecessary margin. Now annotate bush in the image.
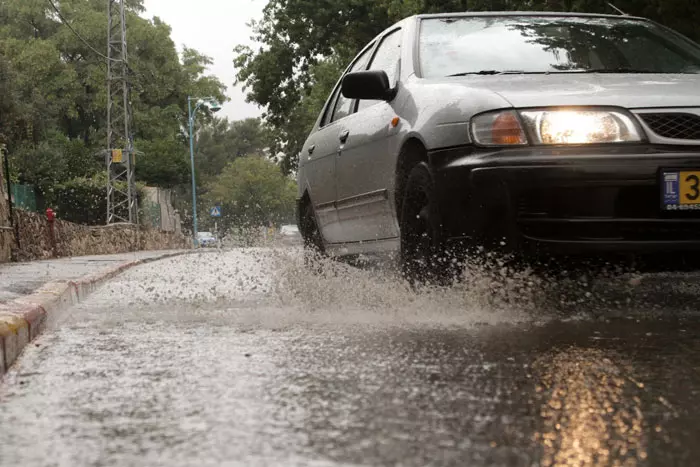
[44,173,140,225]
[203,156,297,233]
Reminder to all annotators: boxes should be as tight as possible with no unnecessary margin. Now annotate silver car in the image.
[197,231,217,248]
[296,12,700,280]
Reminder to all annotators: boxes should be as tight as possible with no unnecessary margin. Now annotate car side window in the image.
[321,87,342,127]
[330,45,374,123]
[357,29,402,112]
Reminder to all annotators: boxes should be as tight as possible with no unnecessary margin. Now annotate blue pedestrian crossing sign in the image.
[209,206,222,217]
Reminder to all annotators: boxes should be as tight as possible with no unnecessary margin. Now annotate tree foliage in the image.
[203,156,296,232]
[234,0,700,173]
[0,0,227,212]
[195,117,273,184]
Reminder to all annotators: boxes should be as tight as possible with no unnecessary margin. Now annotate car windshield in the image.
[419,16,700,78]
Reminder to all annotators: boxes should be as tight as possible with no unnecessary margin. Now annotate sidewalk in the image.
[1,249,191,376]
[0,251,185,304]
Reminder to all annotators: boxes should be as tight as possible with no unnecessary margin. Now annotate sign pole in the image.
[209,205,222,247]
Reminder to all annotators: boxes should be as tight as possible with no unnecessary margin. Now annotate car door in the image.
[334,28,404,243]
[299,44,376,244]
[300,102,342,243]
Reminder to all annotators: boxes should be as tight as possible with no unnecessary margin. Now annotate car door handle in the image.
[339,130,350,143]
[307,144,315,155]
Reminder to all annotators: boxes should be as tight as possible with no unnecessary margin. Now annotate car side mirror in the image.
[341,70,395,101]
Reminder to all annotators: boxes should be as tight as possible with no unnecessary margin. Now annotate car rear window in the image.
[418,16,700,78]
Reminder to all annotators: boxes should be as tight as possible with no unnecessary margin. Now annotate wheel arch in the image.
[394,137,429,218]
[297,189,312,227]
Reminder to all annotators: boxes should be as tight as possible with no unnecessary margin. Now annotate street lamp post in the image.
[187,96,221,247]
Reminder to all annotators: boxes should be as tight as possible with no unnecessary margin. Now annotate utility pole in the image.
[106,0,137,224]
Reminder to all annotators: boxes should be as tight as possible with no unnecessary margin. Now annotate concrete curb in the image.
[0,250,192,376]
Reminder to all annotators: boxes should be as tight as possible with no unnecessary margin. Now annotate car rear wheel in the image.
[299,201,325,267]
[400,162,457,285]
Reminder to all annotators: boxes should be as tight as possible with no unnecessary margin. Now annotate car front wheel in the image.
[400,162,457,285]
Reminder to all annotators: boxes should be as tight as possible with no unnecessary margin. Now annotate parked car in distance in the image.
[296,11,700,281]
[197,231,217,248]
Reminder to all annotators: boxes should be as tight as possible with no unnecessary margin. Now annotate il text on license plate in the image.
[662,170,700,211]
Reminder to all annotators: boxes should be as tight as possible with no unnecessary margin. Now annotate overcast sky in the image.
[142,0,265,122]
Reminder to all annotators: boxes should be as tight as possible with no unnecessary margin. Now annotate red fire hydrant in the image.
[46,208,57,256]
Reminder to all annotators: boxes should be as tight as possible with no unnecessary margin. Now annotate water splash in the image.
[84,247,700,331]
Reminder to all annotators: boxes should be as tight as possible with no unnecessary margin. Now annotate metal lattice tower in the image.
[106,0,136,224]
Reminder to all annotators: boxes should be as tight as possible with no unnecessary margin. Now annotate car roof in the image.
[414,11,647,21]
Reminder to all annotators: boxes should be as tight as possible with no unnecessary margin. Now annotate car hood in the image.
[436,74,700,109]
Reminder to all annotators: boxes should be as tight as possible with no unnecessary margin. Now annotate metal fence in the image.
[12,184,37,212]
[141,199,162,230]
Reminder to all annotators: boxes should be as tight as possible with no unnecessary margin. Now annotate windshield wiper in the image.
[447,70,530,77]
[447,67,676,77]
[573,67,660,74]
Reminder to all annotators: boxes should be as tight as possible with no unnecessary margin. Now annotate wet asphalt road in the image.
[1,248,700,466]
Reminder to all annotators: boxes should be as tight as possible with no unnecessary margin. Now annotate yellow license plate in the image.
[662,170,700,211]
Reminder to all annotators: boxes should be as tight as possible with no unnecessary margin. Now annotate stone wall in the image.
[0,153,190,263]
[140,228,192,251]
[9,209,190,262]
[0,228,12,263]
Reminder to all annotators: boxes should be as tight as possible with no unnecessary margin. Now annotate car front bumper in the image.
[432,144,700,256]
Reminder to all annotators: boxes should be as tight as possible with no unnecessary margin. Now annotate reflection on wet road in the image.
[1,249,699,466]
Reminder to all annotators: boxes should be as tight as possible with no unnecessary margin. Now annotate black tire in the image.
[299,201,325,267]
[399,162,456,285]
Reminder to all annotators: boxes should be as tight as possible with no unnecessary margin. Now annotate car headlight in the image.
[520,109,643,144]
[470,108,644,146]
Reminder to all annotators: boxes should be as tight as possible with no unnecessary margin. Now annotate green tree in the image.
[195,117,273,183]
[203,156,297,233]
[234,0,700,173]
[0,0,227,209]
[0,54,22,147]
